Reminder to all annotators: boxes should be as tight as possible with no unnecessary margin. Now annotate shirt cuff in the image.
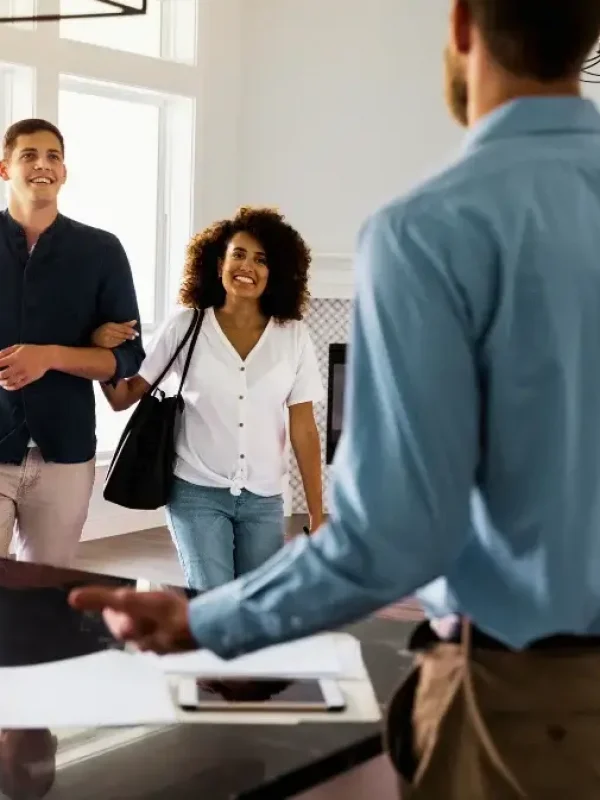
[185,536,312,658]
[186,580,254,659]
[105,342,143,387]
[102,348,125,387]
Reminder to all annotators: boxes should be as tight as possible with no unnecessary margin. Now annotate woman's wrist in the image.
[308,511,325,532]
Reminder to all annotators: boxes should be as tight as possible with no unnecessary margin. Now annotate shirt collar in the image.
[462,96,600,153]
[1,208,64,237]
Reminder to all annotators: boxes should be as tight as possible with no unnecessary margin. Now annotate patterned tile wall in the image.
[290,298,353,513]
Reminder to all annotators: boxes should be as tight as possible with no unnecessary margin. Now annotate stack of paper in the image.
[146,633,348,679]
[0,634,372,728]
[0,650,177,728]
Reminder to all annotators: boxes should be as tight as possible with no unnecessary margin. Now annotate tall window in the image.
[57,77,194,454]
[58,81,160,324]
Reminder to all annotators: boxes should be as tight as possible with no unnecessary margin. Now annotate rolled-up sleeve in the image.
[287,324,324,406]
[188,206,479,659]
[97,234,145,383]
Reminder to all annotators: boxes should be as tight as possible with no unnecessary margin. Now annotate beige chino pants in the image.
[0,447,95,567]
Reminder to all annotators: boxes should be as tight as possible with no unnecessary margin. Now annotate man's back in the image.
[415,96,600,644]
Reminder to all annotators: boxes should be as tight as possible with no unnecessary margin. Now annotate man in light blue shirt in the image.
[72,0,600,795]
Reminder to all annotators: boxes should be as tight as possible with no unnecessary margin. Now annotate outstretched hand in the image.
[68,587,197,654]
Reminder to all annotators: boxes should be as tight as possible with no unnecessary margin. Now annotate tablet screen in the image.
[178,677,345,712]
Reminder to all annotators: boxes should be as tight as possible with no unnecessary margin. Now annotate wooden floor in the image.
[75,526,424,623]
[76,527,185,585]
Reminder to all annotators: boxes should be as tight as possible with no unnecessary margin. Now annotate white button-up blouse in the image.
[138,307,324,497]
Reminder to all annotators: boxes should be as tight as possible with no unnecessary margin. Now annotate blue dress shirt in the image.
[188,96,600,654]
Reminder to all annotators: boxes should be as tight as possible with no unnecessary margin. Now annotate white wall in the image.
[236,0,462,254]
[86,0,463,538]
[225,0,461,524]
[584,83,600,108]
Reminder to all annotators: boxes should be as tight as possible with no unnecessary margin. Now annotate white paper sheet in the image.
[331,634,369,680]
[148,633,347,679]
[0,636,377,729]
[0,650,178,728]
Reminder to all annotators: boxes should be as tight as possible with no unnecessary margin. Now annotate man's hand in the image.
[92,321,138,349]
[68,587,197,654]
[0,345,54,391]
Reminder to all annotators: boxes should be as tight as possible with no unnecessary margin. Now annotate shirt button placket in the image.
[236,365,248,491]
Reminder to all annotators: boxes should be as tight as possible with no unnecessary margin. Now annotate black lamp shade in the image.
[583,45,600,83]
[0,0,147,23]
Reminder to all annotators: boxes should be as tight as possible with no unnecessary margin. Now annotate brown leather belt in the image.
[408,618,600,652]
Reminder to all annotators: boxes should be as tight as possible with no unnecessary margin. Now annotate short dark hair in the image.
[465,0,600,81]
[2,118,65,159]
[179,206,311,322]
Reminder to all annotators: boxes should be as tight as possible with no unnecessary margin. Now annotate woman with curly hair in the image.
[93,207,324,590]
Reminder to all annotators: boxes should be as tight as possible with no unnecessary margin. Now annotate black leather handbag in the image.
[103,309,204,510]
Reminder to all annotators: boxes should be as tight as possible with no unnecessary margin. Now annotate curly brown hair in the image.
[178,206,311,322]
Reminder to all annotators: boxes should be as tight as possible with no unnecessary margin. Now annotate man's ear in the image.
[452,0,473,56]
[0,161,10,183]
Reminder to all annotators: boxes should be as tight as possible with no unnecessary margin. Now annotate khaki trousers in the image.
[387,623,600,799]
[0,448,95,567]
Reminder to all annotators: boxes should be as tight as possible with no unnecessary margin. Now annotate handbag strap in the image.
[147,308,202,395]
[107,309,204,467]
[176,308,204,399]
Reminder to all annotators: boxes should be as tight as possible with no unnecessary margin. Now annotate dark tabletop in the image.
[0,558,416,800]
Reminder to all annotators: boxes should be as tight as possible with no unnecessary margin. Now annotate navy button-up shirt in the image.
[0,211,144,464]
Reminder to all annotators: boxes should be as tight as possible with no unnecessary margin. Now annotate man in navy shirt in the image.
[0,118,143,567]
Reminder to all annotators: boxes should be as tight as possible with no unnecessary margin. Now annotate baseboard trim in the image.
[82,512,295,541]
[82,510,166,541]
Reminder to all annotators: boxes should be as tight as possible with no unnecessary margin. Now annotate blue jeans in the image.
[165,478,285,590]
